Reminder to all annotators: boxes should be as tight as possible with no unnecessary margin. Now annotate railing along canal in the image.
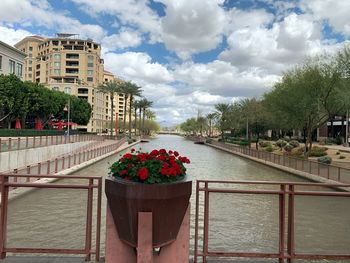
[0,134,104,152]
[194,180,350,263]
[0,174,102,261]
[209,140,350,184]
[7,137,127,180]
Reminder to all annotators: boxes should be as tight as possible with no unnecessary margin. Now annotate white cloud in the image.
[0,25,32,45]
[0,0,106,40]
[300,0,350,36]
[101,28,143,52]
[103,52,173,84]
[158,0,226,59]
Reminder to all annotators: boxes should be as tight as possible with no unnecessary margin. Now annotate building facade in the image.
[0,40,26,79]
[15,34,106,132]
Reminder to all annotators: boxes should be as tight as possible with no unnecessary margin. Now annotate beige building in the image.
[15,33,107,132]
[0,40,26,79]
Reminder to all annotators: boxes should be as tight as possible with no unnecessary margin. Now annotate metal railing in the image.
[194,180,350,263]
[0,134,105,153]
[209,140,350,184]
[0,174,102,261]
[7,138,128,183]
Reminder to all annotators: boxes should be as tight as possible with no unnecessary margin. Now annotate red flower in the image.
[150,149,159,156]
[120,170,128,176]
[174,151,179,157]
[123,153,133,160]
[157,155,165,161]
[159,149,166,154]
[128,163,133,168]
[131,148,135,153]
[161,168,168,175]
[169,150,173,154]
[137,167,148,181]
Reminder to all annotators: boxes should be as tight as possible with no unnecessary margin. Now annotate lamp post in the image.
[67,98,70,136]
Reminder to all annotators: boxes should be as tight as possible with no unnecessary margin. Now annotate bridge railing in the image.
[0,134,105,153]
[0,174,102,261]
[209,140,350,184]
[194,180,350,263]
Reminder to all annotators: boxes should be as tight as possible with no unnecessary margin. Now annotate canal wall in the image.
[0,141,93,173]
[206,142,350,191]
[7,140,140,201]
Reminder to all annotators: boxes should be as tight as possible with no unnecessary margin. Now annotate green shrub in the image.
[284,144,294,152]
[264,145,273,152]
[276,139,287,148]
[205,138,213,144]
[336,136,343,145]
[309,146,327,157]
[339,155,346,159]
[317,156,332,164]
[289,140,299,148]
[259,141,271,147]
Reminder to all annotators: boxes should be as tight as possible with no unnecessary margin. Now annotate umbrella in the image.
[35,117,43,130]
[15,118,21,129]
[57,121,63,130]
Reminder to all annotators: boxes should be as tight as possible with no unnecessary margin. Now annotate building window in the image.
[52,87,59,91]
[87,70,93,76]
[54,62,61,68]
[54,69,60,75]
[9,60,16,74]
[16,64,23,77]
[87,77,93,82]
[28,73,32,78]
[29,46,33,51]
[0,55,2,69]
[54,54,61,60]
[87,55,94,67]
[29,53,32,58]
[64,87,71,94]
[28,59,32,65]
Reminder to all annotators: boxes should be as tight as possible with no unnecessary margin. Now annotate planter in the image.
[105,176,192,248]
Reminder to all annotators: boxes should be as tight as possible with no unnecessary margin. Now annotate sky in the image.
[1,0,350,126]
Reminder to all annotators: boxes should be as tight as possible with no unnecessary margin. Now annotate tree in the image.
[206,113,216,137]
[97,80,123,136]
[133,100,141,135]
[69,96,92,125]
[138,98,153,135]
[214,103,232,140]
[122,81,142,138]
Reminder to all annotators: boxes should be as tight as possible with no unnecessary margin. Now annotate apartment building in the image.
[0,40,26,79]
[15,34,106,132]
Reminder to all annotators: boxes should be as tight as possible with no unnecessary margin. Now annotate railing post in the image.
[309,161,312,174]
[26,137,29,148]
[0,138,2,152]
[68,155,71,168]
[55,159,58,173]
[33,136,36,148]
[95,178,102,261]
[287,185,295,263]
[85,179,93,261]
[47,160,50,174]
[194,181,200,263]
[327,165,330,179]
[74,153,77,165]
[26,166,31,180]
[39,136,42,146]
[17,137,21,150]
[279,184,286,263]
[62,157,65,170]
[202,182,209,263]
[8,138,12,151]
[37,162,41,175]
[0,175,9,259]
[46,135,48,146]
[13,169,18,183]
[318,162,320,176]
[338,167,341,182]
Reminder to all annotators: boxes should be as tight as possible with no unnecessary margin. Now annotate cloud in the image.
[0,25,32,45]
[158,0,226,59]
[300,0,350,36]
[101,27,143,51]
[0,0,106,40]
[103,51,174,84]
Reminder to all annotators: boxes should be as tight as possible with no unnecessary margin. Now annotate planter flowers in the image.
[105,148,192,248]
[109,148,191,184]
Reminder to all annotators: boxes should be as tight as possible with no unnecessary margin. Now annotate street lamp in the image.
[64,98,71,137]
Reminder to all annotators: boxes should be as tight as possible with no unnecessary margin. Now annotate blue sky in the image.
[0,0,349,126]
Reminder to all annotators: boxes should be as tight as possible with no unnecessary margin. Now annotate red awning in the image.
[35,117,43,130]
[15,118,21,129]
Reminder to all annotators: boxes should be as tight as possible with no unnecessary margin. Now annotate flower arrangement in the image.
[109,148,191,184]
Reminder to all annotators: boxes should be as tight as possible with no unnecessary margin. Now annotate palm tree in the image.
[133,100,141,135]
[122,81,142,138]
[214,103,231,140]
[96,80,123,136]
[145,109,156,120]
[206,113,216,137]
[138,98,153,135]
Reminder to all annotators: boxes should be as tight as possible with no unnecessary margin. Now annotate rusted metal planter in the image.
[105,176,192,248]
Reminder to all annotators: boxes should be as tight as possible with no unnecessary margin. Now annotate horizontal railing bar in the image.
[5,247,95,254]
[196,179,350,187]
[294,254,350,259]
[4,183,99,189]
[0,174,102,180]
[294,191,350,197]
[201,188,283,195]
[200,252,281,258]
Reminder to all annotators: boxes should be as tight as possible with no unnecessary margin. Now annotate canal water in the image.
[6,135,350,262]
